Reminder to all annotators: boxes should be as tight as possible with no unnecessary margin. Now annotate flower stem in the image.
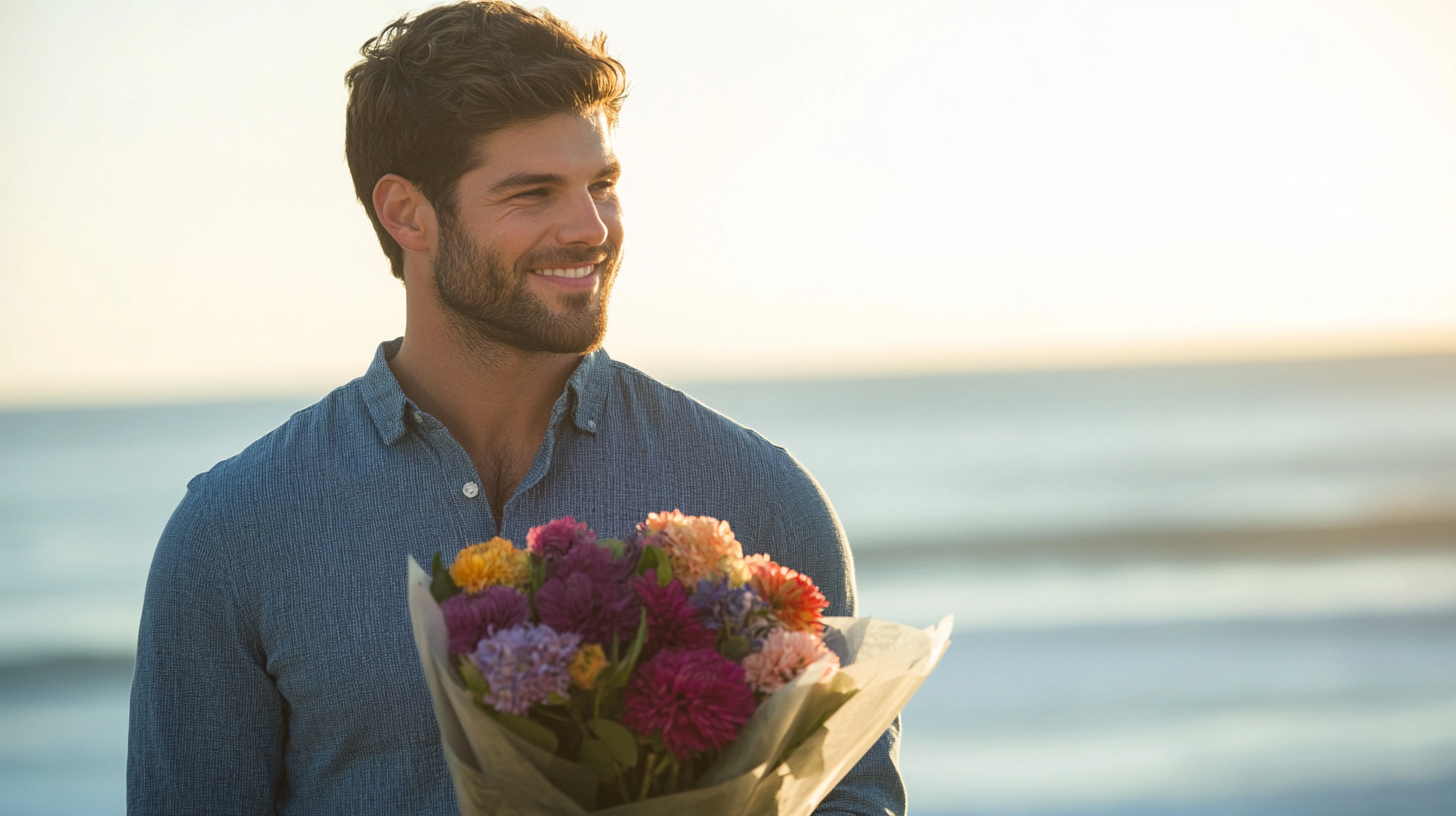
[616,765,631,803]
[638,751,658,800]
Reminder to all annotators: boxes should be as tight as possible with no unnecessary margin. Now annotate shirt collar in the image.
[566,346,609,435]
[359,338,611,446]
[360,338,411,446]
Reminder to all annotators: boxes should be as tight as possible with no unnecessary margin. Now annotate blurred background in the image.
[2,1,1454,814]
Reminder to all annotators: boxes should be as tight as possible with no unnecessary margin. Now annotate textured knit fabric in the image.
[128,339,905,816]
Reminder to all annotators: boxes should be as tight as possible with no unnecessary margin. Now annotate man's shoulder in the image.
[601,357,793,465]
[184,379,372,505]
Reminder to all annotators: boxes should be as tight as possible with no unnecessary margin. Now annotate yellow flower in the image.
[449,537,530,593]
[569,643,608,690]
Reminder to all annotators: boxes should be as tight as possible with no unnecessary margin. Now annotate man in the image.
[127,3,903,814]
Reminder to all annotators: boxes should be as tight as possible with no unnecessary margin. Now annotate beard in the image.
[431,219,618,356]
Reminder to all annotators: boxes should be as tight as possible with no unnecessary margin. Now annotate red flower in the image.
[621,648,757,760]
[744,554,829,634]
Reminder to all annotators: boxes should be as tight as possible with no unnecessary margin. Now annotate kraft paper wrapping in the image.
[407,557,951,815]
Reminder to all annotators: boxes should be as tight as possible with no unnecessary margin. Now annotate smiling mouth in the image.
[531,265,595,279]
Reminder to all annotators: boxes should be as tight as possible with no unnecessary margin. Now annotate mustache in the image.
[517,243,618,270]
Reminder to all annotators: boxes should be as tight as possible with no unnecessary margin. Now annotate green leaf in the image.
[635,546,660,576]
[495,711,559,754]
[637,546,674,586]
[578,736,618,783]
[430,552,461,603]
[597,537,626,558]
[721,635,751,661]
[457,657,490,697]
[606,609,650,693]
[588,718,639,768]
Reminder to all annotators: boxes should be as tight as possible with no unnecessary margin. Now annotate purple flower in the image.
[469,624,580,716]
[527,517,596,563]
[536,554,641,646]
[691,576,771,644]
[547,537,629,582]
[634,575,716,660]
[441,585,530,656]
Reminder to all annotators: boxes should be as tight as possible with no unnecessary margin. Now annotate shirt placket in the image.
[407,405,497,540]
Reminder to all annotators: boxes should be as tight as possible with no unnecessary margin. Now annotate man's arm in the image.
[766,452,908,816]
[128,483,285,814]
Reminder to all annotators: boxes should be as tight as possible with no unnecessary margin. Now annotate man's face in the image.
[431,110,623,355]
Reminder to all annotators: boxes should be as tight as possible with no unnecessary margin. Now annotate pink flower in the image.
[622,647,758,760]
[635,510,747,587]
[634,575,716,659]
[741,628,839,694]
[527,516,596,562]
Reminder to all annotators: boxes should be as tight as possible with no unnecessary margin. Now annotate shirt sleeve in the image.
[128,481,285,815]
[766,451,908,816]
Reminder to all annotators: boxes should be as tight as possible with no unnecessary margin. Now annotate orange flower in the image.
[637,510,748,587]
[744,554,828,634]
[449,537,530,593]
[568,643,608,690]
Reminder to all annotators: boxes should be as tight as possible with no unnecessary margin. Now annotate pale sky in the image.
[2,0,1454,406]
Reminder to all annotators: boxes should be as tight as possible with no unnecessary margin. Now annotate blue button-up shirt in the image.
[128,340,903,815]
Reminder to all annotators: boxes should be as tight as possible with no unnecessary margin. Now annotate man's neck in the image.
[389,316,582,523]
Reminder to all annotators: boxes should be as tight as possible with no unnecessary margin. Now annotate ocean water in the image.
[2,354,1455,815]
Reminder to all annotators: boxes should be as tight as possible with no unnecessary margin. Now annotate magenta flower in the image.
[634,575,716,659]
[469,624,580,716]
[527,516,596,563]
[440,585,530,656]
[621,647,758,760]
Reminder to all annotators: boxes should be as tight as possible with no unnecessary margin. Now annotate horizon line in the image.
[5,329,1456,412]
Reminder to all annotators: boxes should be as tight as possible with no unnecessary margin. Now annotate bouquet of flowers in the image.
[406,510,950,815]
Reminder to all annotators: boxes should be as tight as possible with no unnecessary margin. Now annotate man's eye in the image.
[512,188,547,200]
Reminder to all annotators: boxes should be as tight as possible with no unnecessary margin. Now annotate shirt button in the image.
[586,419,597,431]
[462,482,480,498]
[414,411,424,423]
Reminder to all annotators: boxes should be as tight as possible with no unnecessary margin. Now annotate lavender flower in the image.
[469,624,580,716]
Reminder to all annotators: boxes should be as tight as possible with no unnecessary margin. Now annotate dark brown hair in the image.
[344,1,628,278]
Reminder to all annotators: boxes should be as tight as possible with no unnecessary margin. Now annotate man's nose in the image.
[556,189,610,246]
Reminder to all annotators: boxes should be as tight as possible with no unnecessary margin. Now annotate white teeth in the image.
[534,265,594,279]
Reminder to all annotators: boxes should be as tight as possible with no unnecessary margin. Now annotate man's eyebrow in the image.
[489,172,566,196]
[488,162,622,197]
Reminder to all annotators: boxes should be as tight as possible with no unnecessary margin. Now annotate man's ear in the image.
[373,174,437,253]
